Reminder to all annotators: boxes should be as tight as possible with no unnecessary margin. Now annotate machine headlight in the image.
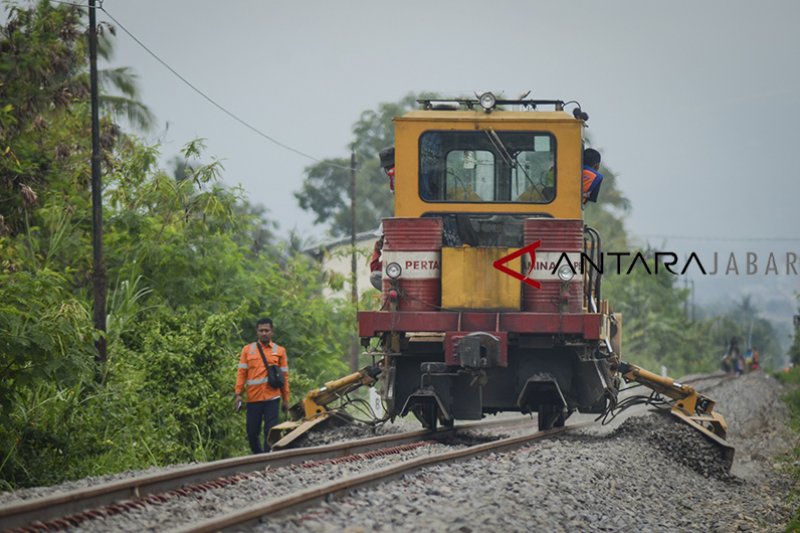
[479,92,497,111]
[557,264,575,282]
[386,262,402,280]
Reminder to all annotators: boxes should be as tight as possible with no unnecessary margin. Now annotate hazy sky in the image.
[97,0,798,306]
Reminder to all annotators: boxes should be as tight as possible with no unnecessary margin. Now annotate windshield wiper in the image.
[484,128,542,197]
[484,128,515,168]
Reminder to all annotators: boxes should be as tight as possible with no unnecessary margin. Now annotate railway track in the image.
[178,420,594,533]
[0,415,545,532]
[1,372,733,532]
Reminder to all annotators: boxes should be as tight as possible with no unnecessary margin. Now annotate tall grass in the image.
[775,367,800,531]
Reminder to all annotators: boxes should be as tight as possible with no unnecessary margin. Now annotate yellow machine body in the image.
[267,365,380,450]
[393,110,584,220]
[619,362,735,465]
[390,109,585,310]
[441,247,521,310]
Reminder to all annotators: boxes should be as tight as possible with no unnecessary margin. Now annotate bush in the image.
[774,367,800,530]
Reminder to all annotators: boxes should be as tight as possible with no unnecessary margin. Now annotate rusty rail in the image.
[0,415,537,531]
[175,421,595,533]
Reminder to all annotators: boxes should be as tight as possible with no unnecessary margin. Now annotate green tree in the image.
[295,93,435,237]
[602,250,718,375]
[603,255,785,374]
[0,2,352,488]
[1,131,353,487]
[0,0,152,238]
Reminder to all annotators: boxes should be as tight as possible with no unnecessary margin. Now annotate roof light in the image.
[479,92,497,111]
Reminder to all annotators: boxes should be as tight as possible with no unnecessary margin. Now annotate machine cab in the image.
[393,97,586,222]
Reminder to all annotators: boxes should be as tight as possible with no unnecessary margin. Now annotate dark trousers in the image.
[246,398,279,453]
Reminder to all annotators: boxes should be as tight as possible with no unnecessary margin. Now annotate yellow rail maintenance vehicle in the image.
[359,93,617,431]
[355,93,732,462]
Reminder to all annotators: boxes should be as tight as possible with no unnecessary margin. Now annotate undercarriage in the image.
[373,328,619,432]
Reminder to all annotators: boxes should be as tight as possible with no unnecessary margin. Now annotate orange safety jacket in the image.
[581,166,604,204]
[369,245,382,273]
[235,341,290,404]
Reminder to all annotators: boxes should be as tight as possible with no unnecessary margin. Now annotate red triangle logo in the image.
[493,240,542,289]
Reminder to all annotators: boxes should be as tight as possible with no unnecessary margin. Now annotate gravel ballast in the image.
[1,371,796,532]
[257,371,797,532]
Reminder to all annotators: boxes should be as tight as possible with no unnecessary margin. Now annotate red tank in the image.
[382,218,443,311]
[522,218,584,313]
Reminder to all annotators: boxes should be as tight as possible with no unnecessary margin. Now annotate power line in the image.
[98,5,353,171]
[640,234,800,243]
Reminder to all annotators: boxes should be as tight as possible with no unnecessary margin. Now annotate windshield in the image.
[419,130,556,203]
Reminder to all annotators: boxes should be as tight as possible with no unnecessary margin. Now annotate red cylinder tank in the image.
[382,218,443,311]
[522,218,584,313]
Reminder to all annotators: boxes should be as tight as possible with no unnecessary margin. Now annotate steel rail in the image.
[173,421,595,533]
[681,371,734,386]
[0,415,537,531]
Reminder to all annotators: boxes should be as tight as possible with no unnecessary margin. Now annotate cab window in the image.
[419,131,556,203]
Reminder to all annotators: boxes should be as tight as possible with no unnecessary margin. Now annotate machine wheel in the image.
[537,404,566,431]
[414,403,438,431]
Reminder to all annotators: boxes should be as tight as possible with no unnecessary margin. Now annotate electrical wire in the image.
[329,394,386,426]
[596,390,671,426]
[95,5,354,171]
[640,234,800,242]
[344,397,384,425]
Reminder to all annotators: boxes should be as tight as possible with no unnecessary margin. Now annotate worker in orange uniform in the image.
[369,224,384,290]
[235,318,290,453]
[582,148,604,204]
[367,147,395,291]
[751,347,761,371]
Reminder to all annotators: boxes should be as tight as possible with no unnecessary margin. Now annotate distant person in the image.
[751,347,761,371]
[235,318,290,453]
[744,348,753,370]
[582,148,604,204]
[728,336,744,376]
[720,352,733,374]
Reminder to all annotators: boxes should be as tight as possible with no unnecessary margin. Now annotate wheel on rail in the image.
[413,403,438,430]
[537,404,566,431]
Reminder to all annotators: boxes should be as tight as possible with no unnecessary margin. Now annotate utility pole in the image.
[349,151,358,372]
[89,0,107,364]
[683,275,689,320]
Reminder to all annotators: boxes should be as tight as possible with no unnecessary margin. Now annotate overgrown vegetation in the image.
[0,2,348,489]
[774,365,800,531]
[781,297,800,530]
